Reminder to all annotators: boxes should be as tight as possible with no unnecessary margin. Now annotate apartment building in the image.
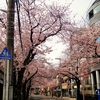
[86,0,100,94]
[86,0,100,25]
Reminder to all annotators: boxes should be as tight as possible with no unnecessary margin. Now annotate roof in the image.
[92,0,100,5]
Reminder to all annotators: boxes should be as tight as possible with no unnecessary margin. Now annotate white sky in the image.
[0,1,6,9]
[0,0,96,65]
[69,0,95,20]
[0,0,95,20]
[45,0,95,21]
[44,0,96,63]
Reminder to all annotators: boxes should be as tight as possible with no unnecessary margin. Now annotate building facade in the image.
[86,0,100,25]
[86,0,100,94]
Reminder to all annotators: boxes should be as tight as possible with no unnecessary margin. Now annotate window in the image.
[89,10,94,19]
[87,5,100,20]
[86,14,90,20]
[94,5,100,14]
[87,10,94,20]
[87,87,92,90]
[85,77,89,84]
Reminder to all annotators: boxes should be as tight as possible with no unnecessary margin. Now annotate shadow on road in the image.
[29,95,76,100]
[29,95,60,100]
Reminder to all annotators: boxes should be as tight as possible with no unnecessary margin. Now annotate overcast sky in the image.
[0,0,95,21]
[0,0,96,65]
[69,0,95,20]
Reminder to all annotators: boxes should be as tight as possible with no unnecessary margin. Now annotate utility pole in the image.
[55,58,62,98]
[2,0,15,100]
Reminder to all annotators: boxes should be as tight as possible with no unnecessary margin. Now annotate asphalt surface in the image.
[29,95,76,100]
[29,95,57,100]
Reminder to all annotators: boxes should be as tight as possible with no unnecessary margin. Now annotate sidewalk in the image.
[55,97,76,100]
[44,95,76,100]
[52,95,76,100]
[62,97,76,100]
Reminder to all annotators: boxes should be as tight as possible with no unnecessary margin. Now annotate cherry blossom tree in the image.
[0,0,76,100]
[57,22,100,100]
[69,23,100,72]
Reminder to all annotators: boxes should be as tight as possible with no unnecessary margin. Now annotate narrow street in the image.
[29,95,57,100]
[29,95,76,100]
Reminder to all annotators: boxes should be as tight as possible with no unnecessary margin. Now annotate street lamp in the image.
[56,75,59,86]
[55,58,61,67]
[55,58,63,98]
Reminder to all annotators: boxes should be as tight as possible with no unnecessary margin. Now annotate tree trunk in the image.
[13,84,22,100]
[13,66,38,100]
[13,68,25,100]
[22,82,27,100]
[26,80,31,100]
[76,78,80,100]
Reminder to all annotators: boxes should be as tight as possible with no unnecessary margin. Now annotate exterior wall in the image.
[90,63,100,72]
[80,85,92,94]
[62,83,71,89]
[86,0,100,94]
[90,70,100,94]
[86,0,100,25]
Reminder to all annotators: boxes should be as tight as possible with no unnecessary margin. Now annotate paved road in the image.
[29,95,76,100]
[29,95,57,100]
